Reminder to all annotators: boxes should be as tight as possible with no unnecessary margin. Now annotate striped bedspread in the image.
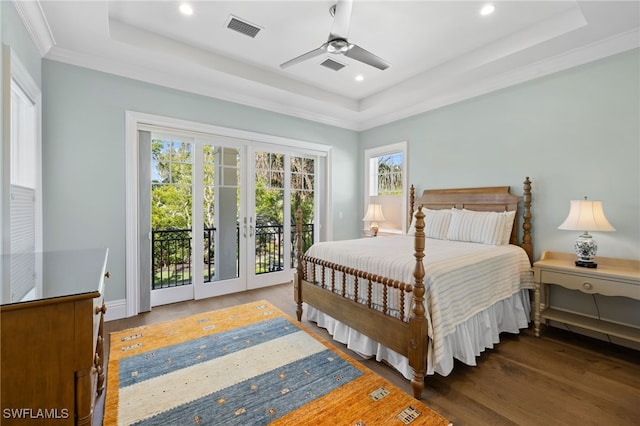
[304,235,534,366]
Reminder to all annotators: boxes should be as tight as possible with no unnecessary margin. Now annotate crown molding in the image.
[359,28,640,131]
[12,0,55,57]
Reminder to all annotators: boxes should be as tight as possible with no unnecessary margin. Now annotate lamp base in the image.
[575,260,598,268]
[574,232,598,268]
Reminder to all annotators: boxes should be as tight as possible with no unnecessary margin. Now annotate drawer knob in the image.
[105,271,110,279]
[583,282,593,290]
[95,303,107,315]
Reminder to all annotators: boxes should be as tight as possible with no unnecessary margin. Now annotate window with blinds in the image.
[4,48,41,259]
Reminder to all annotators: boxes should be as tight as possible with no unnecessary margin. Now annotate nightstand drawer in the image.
[540,270,638,298]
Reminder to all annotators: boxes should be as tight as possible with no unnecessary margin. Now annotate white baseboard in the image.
[105,299,128,321]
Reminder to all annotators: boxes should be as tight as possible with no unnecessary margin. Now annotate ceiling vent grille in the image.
[226,16,262,38]
[320,58,346,71]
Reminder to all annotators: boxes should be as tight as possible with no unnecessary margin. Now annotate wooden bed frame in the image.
[293,177,533,399]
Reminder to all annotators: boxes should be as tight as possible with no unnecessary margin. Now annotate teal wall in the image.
[41,60,359,301]
[361,49,640,263]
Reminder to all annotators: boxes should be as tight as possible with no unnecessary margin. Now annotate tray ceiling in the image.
[17,1,640,130]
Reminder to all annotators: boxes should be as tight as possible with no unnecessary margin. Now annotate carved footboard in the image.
[293,208,428,399]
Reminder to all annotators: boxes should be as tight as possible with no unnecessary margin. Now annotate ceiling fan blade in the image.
[329,0,353,40]
[344,44,391,70]
[280,46,326,69]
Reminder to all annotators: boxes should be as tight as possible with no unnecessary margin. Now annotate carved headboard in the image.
[409,177,533,263]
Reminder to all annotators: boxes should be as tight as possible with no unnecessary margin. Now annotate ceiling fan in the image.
[280,0,390,70]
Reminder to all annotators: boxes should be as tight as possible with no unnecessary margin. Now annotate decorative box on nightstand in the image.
[532,251,640,343]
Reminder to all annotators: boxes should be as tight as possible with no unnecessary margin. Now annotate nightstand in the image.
[533,251,640,342]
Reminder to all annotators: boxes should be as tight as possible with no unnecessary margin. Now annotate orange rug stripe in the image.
[104,301,451,426]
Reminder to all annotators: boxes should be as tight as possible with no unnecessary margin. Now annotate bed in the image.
[293,178,534,399]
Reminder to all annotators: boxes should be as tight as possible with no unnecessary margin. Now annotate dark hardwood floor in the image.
[100,282,640,425]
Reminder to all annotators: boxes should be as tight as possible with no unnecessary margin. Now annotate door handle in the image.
[243,217,247,237]
[249,217,255,237]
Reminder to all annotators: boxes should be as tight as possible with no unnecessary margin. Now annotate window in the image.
[369,152,403,196]
[3,47,42,256]
[364,142,408,234]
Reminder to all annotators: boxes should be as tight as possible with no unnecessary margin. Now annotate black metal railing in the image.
[151,223,314,289]
[151,228,194,289]
[203,227,216,282]
[255,224,284,274]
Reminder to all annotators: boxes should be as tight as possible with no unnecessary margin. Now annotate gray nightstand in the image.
[533,251,640,342]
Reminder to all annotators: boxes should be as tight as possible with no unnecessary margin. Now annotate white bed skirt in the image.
[306,289,531,380]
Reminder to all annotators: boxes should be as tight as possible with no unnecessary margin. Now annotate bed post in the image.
[294,208,304,321]
[521,177,533,264]
[409,184,416,226]
[408,207,427,399]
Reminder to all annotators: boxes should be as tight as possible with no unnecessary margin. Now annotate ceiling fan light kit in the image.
[280,0,390,71]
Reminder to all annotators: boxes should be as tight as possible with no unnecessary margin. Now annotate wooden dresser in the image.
[1,249,109,425]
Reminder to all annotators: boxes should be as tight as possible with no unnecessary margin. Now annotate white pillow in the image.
[501,210,517,245]
[407,208,452,240]
[447,208,508,245]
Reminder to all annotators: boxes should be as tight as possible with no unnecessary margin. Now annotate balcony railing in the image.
[151,223,314,290]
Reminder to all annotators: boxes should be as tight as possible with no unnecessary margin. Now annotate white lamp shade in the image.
[363,204,385,222]
[558,199,615,232]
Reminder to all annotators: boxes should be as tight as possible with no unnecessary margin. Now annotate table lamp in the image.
[363,204,385,237]
[558,197,615,268]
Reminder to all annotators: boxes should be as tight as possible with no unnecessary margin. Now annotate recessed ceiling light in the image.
[480,3,495,16]
[355,74,364,82]
[179,3,193,16]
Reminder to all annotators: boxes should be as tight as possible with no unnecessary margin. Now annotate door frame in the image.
[125,111,331,317]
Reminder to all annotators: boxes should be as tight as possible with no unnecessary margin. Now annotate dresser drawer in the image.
[540,270,638,299]
[93,297,103,351]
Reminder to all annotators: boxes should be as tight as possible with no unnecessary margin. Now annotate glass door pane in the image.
[249,150,318,289]
[291,155,315,266]
[150,136,194,306]
[202,144,216,283]
[254,151,285,275]
[203,146,241,282]
[194,143,245,300]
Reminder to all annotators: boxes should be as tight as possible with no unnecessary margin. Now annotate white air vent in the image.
[226,15,262,38]
[320,58,346,71]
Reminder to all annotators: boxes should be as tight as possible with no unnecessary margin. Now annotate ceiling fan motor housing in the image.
[327,39,350,53]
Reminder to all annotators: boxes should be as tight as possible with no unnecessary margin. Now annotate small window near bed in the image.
[364,142,408,235]
[369,153,403,196]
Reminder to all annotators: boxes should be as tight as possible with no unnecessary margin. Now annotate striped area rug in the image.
[104,301,451,426]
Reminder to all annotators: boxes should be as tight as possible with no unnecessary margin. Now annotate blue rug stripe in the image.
[132,349,363,426]
[119,317,297,388]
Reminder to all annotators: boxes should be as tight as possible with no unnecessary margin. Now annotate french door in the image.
[144,133,317,307]
[247,148,316,289]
